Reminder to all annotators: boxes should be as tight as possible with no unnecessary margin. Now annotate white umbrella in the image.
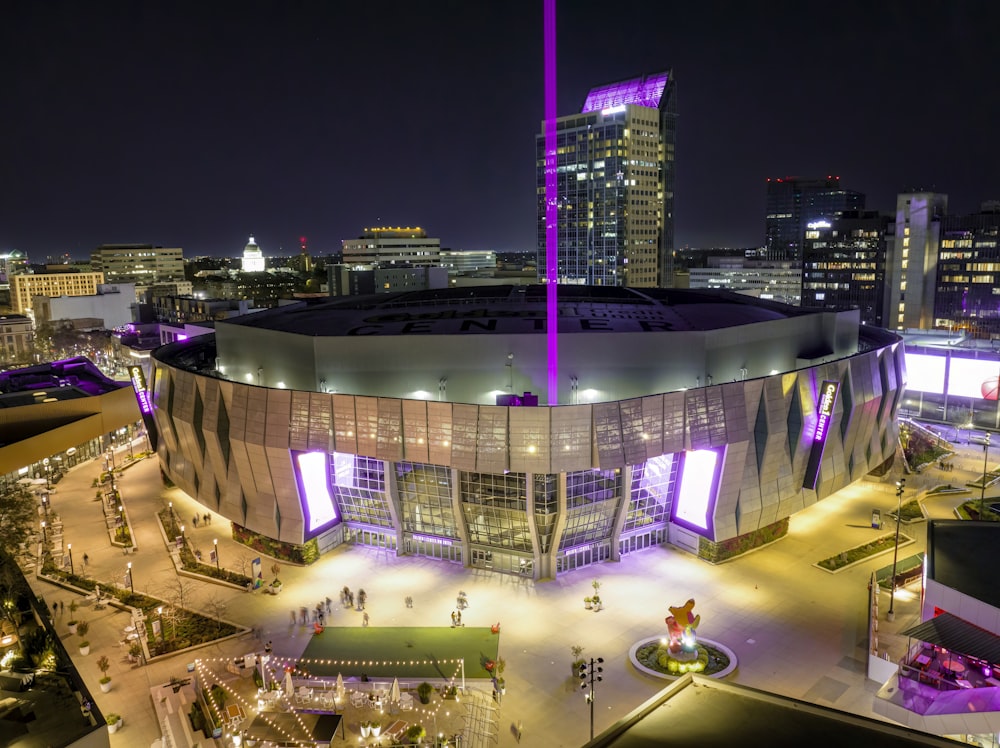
[285,669,294,697]
[336,672,345,701]
[389,677,400,706]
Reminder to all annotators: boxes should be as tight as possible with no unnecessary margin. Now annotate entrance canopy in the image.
[902,612,1000,664]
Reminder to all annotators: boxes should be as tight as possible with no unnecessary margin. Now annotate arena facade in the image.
[149,286,905,578]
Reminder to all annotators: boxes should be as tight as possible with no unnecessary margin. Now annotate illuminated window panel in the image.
[397,462,457,538]
[623,453,677,532]
[292,451,339,539]
[669,449,721,537]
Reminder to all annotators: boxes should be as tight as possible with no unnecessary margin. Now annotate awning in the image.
[902,612,1000,664]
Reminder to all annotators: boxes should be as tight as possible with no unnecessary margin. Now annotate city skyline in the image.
[4,1,1000,259]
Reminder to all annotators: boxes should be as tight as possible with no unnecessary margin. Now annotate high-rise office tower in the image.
[935,204,1000,338]
[90,243,188,300]
[536,70,677,287]
[342,227,441,267]
[801,210,889,327]
[765,177,865,261]
[884,192,948,332]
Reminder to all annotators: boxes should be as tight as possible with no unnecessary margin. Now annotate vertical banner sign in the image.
[252,557,262,588]
[803,380,840,490]
[128,363,160,451]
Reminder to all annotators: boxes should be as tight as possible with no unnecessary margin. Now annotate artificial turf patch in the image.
[297,626,499,679]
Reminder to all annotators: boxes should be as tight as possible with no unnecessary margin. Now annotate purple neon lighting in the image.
[581,71,669,113]
[672,449,719,534]
[544,0,559,404]
[295,452,338,532]
[128,364,153,415]
[332,452,356,489]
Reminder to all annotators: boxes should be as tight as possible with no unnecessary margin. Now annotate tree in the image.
[0,484,38,559]
[0,553,30,656]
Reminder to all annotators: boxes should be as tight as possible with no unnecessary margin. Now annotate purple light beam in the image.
[544,0,559,405]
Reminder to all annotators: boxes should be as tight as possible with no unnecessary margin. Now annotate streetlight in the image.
[981,432,991,520]
[67,543,74,576]
[887,478,905,622]
[40,520,47,545]
[126,562,134,593]
[213,538,220,570]
[579,656,604,742]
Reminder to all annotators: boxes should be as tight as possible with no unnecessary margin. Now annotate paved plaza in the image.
[26,437,988,747]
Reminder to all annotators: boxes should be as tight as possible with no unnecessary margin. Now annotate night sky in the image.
[4,1,1000,260]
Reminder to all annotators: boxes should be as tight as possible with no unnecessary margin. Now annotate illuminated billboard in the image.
[128,364,153,415]
[803,380,840,490]
[947,357,1000,400]
[291,451,340,540]
[669,449,721,537]
[903,353,946,395]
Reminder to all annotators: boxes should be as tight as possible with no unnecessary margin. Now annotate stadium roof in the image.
[220,285,808,338]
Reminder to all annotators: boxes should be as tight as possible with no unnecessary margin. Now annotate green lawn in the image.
[298,627,499,679]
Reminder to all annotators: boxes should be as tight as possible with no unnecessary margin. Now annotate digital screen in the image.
[902,353,946,395]
[128,364,153,415]
[947,357,1000,400]
[292,451,339,538]
[670,449,720,536]
[803,380,840,490]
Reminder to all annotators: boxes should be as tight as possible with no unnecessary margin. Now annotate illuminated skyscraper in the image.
[764,176,865,261]
[536,70,677,287]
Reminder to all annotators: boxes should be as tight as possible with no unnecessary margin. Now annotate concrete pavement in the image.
[28,438,989,747]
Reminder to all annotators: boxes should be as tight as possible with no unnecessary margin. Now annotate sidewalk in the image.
[25,441,950,747]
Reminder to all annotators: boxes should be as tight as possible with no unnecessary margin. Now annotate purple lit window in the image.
[670,449,721,536]
[581,71,669,113]
[293,451,339,536]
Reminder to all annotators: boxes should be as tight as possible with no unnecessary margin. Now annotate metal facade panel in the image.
[265,389,292,449]
[593,402,625,469]
[376,398,403,462]
[509,405,550,474]
[289,391,311,452]
[450,403,478,471]
[640,395,664,459]
[266,444,304,544]
[332,394,358,454]
[426,401,453,466]
[307,392,332,453]
[620,398,647,465]
[402,399,429,464]
[550,405,593,473]
[354,396,378,457]
[661,391,685,455]
[476,405,508,473]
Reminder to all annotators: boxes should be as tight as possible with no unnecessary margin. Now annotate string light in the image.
[193,655,468,744]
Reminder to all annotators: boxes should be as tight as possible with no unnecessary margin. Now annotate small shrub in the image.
[417,682,433,704]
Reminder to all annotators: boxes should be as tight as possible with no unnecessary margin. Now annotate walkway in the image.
[26,437,995,747]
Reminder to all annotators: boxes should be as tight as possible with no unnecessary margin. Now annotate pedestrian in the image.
[82,553,89,566]
[325,596,332,614]
[318,610,325,626]
[193,514,199,528]
[204,513,210,525]
[265,640,272,654]
[349,592,354,608]
[300,606,308,625]
[363,611,369,627]
[290,610,297,625]
[456,610,462,626]
[358,589,367,610]
[451,611,457,627]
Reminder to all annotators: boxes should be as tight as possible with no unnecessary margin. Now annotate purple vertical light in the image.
[544,0,559,404]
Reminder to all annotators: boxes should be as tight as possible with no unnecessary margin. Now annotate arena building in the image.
[149,286,905,578]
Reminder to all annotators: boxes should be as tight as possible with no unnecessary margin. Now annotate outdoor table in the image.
[126,633,140,641]
[123,625,136,633]
[940,659,966,674]
[914,654,931,667]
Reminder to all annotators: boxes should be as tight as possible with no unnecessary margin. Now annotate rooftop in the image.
[926,520,1000,609]
[220,285,808,337]
[581,71,670,113]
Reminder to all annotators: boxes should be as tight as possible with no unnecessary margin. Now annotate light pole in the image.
[579,656,604,742]
[887,478,905,621]
[67,543,74,576]
[981,432,991,520]
[213,538,220,570]
[126,562,134,593]
[40,520,47,545]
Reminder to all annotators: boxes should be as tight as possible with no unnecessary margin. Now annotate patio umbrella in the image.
[285,670,294,697]
[389,677,400,706]
[336,672,345,701]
